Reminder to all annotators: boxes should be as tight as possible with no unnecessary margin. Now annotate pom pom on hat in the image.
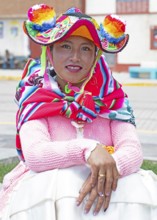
[100,14,126,44]
[27,4,56,32]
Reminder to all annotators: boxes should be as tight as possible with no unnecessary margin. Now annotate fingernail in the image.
[104,208,107,212]
[76,201,80,206]
[98,192,104,197]
[93,211,98,216]
[84,209,88,214]
[105,192,110,196]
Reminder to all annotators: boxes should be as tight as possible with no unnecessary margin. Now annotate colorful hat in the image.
[24,4,129,53]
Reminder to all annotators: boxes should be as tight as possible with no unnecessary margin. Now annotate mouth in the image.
[66,65,82,73]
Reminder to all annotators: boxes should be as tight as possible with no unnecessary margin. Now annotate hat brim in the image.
[24,18,129,53]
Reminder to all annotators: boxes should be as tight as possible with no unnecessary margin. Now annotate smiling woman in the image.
[52,36,96,88]
[0,3,157,220]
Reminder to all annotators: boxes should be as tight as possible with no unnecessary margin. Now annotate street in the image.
[0,80,17,136]
[0,79,157,160]
[124,85,157,136]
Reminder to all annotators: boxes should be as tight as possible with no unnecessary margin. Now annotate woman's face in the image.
[51,36,96,88]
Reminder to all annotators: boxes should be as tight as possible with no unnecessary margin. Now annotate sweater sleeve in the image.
[19,118,98,172]
[110,120,143,177]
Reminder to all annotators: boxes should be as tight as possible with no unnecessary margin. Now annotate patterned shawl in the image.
[15,55,135,161]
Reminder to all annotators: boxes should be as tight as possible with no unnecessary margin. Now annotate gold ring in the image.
[98,173,105,177]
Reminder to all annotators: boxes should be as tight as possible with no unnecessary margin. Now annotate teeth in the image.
[67,66,80,70]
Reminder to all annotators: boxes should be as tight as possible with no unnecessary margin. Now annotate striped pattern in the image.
[15,56,135,161]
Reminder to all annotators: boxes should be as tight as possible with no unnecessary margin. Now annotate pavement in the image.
[0,68,157,165]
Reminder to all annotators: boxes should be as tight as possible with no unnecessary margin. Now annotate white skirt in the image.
[1,165,157,220]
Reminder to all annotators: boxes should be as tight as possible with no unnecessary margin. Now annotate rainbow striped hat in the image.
[24,4,129,53]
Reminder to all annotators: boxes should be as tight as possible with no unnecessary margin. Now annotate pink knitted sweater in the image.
[19,115,143,176]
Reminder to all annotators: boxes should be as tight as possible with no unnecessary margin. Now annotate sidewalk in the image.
[0,69,157,164]
[0,69,22,81]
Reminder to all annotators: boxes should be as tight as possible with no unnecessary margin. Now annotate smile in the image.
[66,65,82,72]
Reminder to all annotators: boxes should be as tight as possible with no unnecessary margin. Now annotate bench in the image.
[129,66,157,79]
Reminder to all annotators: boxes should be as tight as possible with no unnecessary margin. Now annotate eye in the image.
[61,44,71,49]
[82,46,91,51]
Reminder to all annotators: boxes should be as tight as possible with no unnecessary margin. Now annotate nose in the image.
[70,49,80,62]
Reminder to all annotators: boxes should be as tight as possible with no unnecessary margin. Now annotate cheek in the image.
[53,60,61,74]
[51,52,62,70]
[84,54,96,70]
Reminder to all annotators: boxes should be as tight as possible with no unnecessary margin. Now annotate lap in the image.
[2,166,157,220]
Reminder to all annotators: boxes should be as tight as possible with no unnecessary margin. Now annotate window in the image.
[116,0,149,14]
[0,21,4,38]
[150,26,157,49]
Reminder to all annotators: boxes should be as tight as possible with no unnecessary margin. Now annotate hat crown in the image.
[63,7,92,19]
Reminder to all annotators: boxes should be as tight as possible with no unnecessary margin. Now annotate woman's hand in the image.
[76,174,111,215]
[76,144,120,214]
[87,144,119,198]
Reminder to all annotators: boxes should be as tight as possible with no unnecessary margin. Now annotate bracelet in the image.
[102,145,114,154]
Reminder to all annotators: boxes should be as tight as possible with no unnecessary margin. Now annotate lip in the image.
[66,65,82,73]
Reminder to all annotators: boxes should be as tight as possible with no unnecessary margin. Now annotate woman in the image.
[0,4,157,220]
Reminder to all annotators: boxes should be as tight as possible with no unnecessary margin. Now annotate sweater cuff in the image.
[111,153,121,176]
[81,139,99,161]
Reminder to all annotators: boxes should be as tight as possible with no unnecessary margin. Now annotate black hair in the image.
[49,67,56,77]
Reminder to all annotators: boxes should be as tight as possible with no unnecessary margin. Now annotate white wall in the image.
[149,0,157,12]
[119,15,150,64]
[85,0,116,14]
[0,19,29,57]
[118,14,157,64]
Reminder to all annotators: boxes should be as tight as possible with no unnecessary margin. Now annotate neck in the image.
[56,75,85,92]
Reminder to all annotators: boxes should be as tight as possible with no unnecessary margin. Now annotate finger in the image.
[77,187,90,206]
[84,187,97,214]
[104,168,113,197]
[79,174,91,193]
[90,165,98,187]
[112,168,120,191]
[97,170,106,197]
[103,194,111,211]
[76,177,93,206]
[93,194,105,216]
